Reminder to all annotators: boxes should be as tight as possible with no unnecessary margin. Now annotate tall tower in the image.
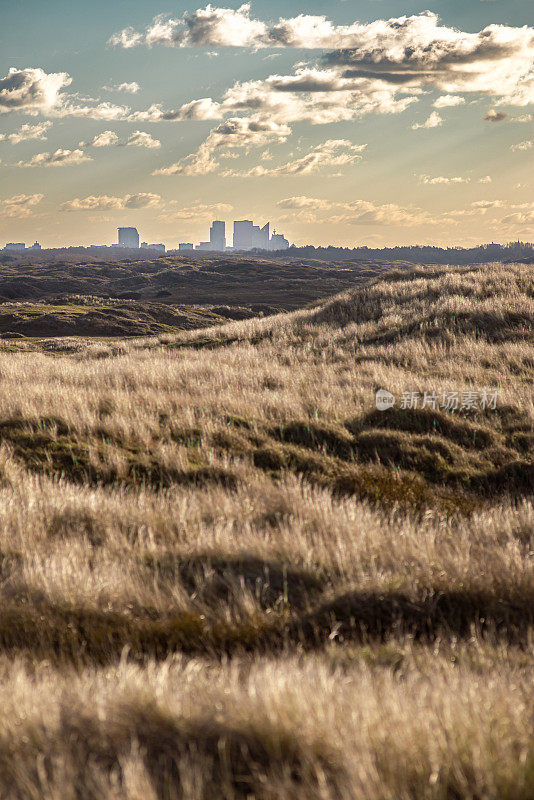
[118,227,140,248]
[233,220,253,250]
[210,221,226,251]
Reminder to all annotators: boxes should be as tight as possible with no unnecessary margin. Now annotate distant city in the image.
[2,218,290,254]
[2,227,534,268]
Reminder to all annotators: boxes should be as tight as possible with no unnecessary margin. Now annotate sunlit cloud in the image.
[110,8,534,105]
[0,193,44,218]
[484,109,507,122]
[153,117,291,175]
[223,140,366,177]
[419,174,470,184]
[0,67,71,114]
[102,81,140,94]
[412,111,443,130]
[60,193,162,211]
[511,140,533,151]
[0,121,52,144]
[15,148,92,168]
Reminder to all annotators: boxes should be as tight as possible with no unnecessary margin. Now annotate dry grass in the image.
[0,262,531,797]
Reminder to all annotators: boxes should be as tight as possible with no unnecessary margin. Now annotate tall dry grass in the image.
[0,262,530,797]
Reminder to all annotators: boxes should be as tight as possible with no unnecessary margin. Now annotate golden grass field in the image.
[0,261,532,799]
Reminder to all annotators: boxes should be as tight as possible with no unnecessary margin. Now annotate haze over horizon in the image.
[1,0,533,249]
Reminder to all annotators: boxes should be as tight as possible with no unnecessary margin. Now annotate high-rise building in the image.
[178,243,194,251]
[233,220,254,251]
[4,243,26,251]
[118,227,140,248]
[252,223,269,250]
[270,232,290,251]
[210,220,226,251]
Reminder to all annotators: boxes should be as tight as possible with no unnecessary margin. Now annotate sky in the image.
[0,0,533,249]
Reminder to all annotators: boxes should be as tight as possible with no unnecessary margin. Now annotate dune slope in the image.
[0,262,531,799]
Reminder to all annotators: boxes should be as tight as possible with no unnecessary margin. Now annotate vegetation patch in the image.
[295,587,534,647]
[0,416,239,490]
[142,552,327,611]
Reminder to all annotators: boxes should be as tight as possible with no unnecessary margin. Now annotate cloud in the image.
[126,130,161,148]
[153,117,291,175]
[502,210,534,227]
[433,95,466,108]
[157,201,233,222]
[0,67,71,113]
[276,195,439,227]
[511,113,533,123]
[225,139,366,177]
[0,121,52,144]
[15,148,92,168]
[108,27,144,49]
[484,109,507,122]
[511,140,533,151]
[0,69,168,123]
[471,200,505,209]
[60,193,162,211]
[84,130,120,147]
[158,97,223,121]
[0,193,44,218]
[110,4,267,49]
[52,99,134,121]
[110,9,534,104]
[277,196,331,210]
[219,69,418,125]
[412,111,443,130]
[419,174,470,184]
[478,175,492,183]
[103,81,140,94]
[82,130,161,148]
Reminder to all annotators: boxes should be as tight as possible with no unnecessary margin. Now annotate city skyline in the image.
[1,1,533,249]
[1,216,291,252]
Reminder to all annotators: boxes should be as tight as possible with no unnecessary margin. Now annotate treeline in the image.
[267,241,534,264]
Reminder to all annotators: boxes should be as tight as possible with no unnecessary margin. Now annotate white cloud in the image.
[111,4,267,49]
[419,174,470,184]
[108,27,144,49]
[225,139,366,177]
[157,201,233,223]
[153,117,291,175]
[471,200,505,209]
[84,130,120,147]
[156,97,223,121]
[218,69,418,125]
[484,109,507,122]
[81,129,160,148]
[276,195,439,227]
[103,81,140,94]
[52,100,133,121]
[126,130,161,148]
[412,111,443,130]
[0,193,44,218]
[511,114,533,123]
[502,210,534,227]
[511,140,533,151]
[15,149,92,168]
[478,175,492,184]
[110,9,534,104]
[0,121,52,144]
[60,193,162,211]
[0,67,71,114]
[433,95,466,108]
